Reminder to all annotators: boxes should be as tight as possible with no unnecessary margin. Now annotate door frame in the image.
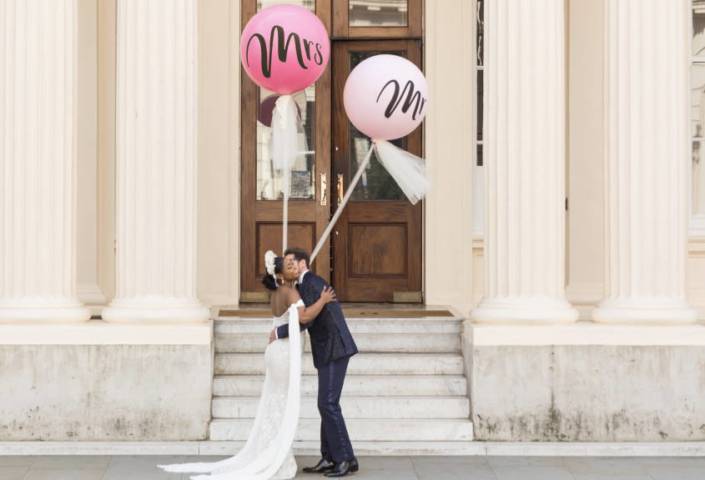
[239,0,333,301]
[238,0,426,303]
[330,39,424,302]
[232,0,479,312]
[332,0,423,40]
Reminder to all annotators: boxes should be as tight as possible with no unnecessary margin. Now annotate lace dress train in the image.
[158,300,304,480]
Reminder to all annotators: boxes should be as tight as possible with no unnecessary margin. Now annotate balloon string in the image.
[274,94,296,252]
[311,141,375,263]
[283,166,289,251]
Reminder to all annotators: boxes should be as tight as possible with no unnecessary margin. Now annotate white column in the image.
[470,0,578,324]
[102,0,208,323]
[593,0,697,324]
[0,0,90,322]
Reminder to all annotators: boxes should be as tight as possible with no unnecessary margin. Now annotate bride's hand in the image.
[321,286,337,304]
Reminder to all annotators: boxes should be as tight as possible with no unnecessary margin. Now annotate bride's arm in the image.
[298,286,336,325]
[274,286,337,340]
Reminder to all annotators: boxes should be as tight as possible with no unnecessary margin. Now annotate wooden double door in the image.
[240,0,423,303]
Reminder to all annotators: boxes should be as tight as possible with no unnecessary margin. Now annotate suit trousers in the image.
[317,355,355,463]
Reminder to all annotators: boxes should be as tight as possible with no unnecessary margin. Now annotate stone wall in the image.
[470,340,705,441]
[0,344,213,441]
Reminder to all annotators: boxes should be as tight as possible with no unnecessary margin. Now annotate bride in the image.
[158,251,336,480]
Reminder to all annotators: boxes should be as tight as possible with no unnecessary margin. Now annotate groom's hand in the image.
[269,328,277,344]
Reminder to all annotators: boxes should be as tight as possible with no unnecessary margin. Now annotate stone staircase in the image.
[209,309,474,455]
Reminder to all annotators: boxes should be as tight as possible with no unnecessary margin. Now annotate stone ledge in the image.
[3,441,705,457]
[468,320,705,346]
[0,319,212,345]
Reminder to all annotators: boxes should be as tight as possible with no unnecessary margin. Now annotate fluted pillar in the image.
[102,0,208,322]
[471,0,577,324]
[592,0,697,324]
[0,0,90,322]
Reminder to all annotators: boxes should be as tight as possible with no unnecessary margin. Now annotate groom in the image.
[272,247,359,477]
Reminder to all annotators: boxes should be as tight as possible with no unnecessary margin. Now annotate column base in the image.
[470,296,579,324]
[0,298,91,323]
[592,298,699,324]
[102,296,210,323]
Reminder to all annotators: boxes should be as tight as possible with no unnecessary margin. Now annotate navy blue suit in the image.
[276,272,357,463]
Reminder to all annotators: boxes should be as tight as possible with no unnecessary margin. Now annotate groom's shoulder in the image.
[304,272,326,286]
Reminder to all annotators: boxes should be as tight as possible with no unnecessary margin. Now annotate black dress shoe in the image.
[324,458,358,478]
[303,458,335,474]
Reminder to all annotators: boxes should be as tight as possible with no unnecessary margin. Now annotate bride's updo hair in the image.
[262,255,284,291]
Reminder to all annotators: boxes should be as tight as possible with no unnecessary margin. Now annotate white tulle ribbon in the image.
[374,139,430,205]
[271,95,300,250]
[271,95,299,171]
[311,139,430,262]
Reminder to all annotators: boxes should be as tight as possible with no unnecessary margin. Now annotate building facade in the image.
[1,0,705,447]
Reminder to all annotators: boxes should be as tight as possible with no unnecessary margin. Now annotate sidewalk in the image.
[0,455,703,479]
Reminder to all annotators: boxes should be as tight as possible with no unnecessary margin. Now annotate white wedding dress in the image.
[158,300,304,480]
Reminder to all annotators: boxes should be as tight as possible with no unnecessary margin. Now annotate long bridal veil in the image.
[158,301,303,480]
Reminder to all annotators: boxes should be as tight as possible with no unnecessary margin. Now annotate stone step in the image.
[211,396,470,420]
[215,333,461,353]
[215,353,465,376]
[209,418,474,442]
[213,374,468,397]
[215,317,462,334]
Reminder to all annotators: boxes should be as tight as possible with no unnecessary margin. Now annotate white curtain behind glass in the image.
[691,3,705,224]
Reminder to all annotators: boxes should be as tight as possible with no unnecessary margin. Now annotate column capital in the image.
[471,297,579,325]
[0,303,90,323]
[102,298,209,323]
[593,299,697,324]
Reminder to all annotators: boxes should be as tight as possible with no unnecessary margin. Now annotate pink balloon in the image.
[241,5,330,94]
[343,54,428,141]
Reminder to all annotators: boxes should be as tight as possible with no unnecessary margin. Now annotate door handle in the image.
[337,174,344,205]
[320,173,327,206]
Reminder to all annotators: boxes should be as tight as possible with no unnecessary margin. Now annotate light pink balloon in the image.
[241,5,330,94]
[343,54,428,141]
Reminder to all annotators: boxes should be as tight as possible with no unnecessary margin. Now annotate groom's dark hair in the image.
[285,247,310,268]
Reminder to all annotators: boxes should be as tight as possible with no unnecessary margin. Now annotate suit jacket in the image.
[276,272,358,369]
